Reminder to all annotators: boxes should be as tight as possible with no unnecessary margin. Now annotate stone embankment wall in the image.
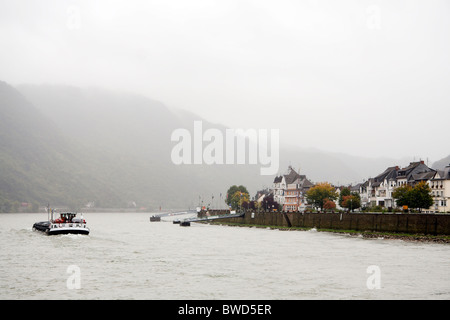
[201,210,450,235]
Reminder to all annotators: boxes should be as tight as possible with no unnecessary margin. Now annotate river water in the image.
[0,212,449,300]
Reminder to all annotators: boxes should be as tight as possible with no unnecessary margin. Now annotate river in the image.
[0,212,449,300]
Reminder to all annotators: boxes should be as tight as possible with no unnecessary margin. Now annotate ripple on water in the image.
[1,212,449,300]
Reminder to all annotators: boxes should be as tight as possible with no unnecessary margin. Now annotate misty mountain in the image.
[18,84,401,183]
[432,155,450,170]
[0,81,123,208]
[1,80,405,210]
[2,82,264,209]
[278,148,404,185]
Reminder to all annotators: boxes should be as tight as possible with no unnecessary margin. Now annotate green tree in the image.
[0,198,12,213]
[306,182,338,211]
[12,201,20,213]
[230,191,249,210]
[31,202,39,213]
[393,182,433,212]
[225,185,249,210]
[341,193,361,212]
[393,184,413,207]
[409,181,433,212]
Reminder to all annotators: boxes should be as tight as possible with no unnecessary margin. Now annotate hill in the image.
[0,81,124,210]
[6,83,265,210]
[0,81,405,211]
[432,155,450,170]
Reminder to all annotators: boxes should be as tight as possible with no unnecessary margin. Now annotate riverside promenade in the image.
[199,210,450,236]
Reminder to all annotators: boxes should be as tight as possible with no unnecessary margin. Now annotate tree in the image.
[409,181,433,212]
[0,198,12,213]
[230,191,249,210]
[306,182,338,211]
[248,201,257,210]
[225,185,249,210]
[323,198,336,212]
[393,182,433,212]
[341,193,361,212]
[339,187,351,207]
[392,184,413,207]
[261,194,280,212]
[31,202,39,213]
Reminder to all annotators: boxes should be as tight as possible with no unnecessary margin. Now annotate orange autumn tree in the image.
[306,182,338,211]
[341,195,361,212]
[323,198,336,211]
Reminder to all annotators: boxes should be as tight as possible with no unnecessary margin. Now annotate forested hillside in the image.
[1,80,402,212]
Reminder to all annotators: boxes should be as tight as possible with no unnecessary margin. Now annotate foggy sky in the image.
[1,0,449,162]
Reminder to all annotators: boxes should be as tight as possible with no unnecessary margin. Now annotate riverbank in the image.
[199,210,450,237]
[205,220,450,243]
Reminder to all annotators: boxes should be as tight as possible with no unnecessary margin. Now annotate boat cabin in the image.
[53,212,84,224]
[60,213,76,222]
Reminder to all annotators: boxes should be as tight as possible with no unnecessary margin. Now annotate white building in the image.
[429,164,450,213]
[357,161,436,210]
[272,166,314,211]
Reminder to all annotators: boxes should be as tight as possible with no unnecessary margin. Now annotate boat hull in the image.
[33,222,90,235]
[48,227,90,235]
[33,221,51,233]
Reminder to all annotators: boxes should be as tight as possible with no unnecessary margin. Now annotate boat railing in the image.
[51,223,88,229]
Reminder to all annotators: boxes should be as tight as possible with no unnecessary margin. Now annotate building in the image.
[358,180,370,208]
[272,166,314,211]
[429,164,450,213]
[283,183,300,212]
[357,161,436,210]
[396,161,435,186]
[272,175,285,206]
[283,176,315,212]
[272,166,301,206]
[254,188,271,204]
[371,166,399,208]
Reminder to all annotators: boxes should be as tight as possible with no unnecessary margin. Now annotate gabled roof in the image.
[292,176,314,189]
[254,189,272,201]
[273,166,314,190]
[412,171,436,181]
[372,181,382,187]
[374,166,399,182]
[398,161,422,174]
[398,161,430,175]
[443,165,450,179]
[432,167,450,180]
[284,167,302,185]
[273,176,283,183]
[397,161,435,181]
[433,170,444,179]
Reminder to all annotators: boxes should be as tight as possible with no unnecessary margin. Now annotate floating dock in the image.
[179,212,245,227]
